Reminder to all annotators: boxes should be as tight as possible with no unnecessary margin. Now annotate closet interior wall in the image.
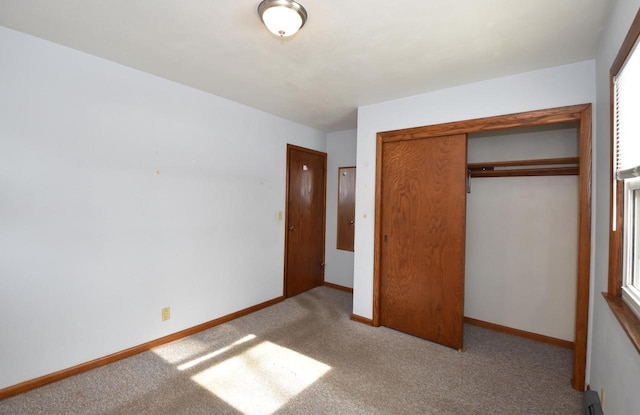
[465,123,580,342]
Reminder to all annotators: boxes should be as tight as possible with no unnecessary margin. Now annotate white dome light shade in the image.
[258,0,308,38]
[262,7,301,37]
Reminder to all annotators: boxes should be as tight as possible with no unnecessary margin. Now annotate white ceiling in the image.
[0,0,613,132]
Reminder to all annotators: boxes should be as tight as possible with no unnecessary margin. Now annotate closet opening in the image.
[465,122,580,350]
[373,104,591,391]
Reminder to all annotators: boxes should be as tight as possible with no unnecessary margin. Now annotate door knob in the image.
[349,220,354,225]
[289,225,297,231]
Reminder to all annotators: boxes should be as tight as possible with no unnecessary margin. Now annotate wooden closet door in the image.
[380,134,467,350]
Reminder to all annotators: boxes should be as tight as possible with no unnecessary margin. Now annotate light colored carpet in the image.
[0,286,582,414]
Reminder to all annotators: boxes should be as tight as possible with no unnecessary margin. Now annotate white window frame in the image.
[622,177,640,319]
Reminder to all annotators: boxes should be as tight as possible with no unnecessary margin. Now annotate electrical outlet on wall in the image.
[162,306,170,321]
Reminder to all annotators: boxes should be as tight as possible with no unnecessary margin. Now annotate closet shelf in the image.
[467,157,579,178]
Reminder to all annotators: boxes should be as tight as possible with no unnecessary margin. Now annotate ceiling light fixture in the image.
[258,0,308,38]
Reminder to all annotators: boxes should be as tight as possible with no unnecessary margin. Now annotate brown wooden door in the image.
[285,145,327,297]
[379,134,467,349]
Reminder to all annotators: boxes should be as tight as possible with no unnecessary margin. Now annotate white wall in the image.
[465,127,579,341]
[0,26,326,390]
[589,0,640,412]
[324,129,357,289]
[354,60,596,324]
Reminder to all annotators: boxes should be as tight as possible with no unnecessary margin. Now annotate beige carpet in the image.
[0,286,582,414]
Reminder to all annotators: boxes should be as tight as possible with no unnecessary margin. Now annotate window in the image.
[615,29,640,319]
[606,8,640,352]
[622,178,640,318]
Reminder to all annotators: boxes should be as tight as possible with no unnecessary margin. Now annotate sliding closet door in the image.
[379,134,467,350]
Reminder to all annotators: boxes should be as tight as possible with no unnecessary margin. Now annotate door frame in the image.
[283,144,327,298]
[372,104,592,391]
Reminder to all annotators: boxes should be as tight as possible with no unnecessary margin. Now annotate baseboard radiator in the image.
[583,390,604,415]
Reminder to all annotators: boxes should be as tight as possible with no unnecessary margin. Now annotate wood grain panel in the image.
[610,8,640,75]
[373,135,384,327]
[469,167,578,178]
[285,145,327,297]
[469,157,579,168]
[572,105,592,391]
[608,68,622,296]
[379,134,466,349]
[337,166,356,251]
[603,294,640,354]
[378,105,590,142]
[608,183,625,296]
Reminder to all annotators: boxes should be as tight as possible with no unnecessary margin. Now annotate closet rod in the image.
[467,157,579,178]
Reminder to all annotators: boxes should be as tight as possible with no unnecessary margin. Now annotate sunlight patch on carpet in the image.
[152,337,210,364]
[192,341,331,415]
[178,334,256,371]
